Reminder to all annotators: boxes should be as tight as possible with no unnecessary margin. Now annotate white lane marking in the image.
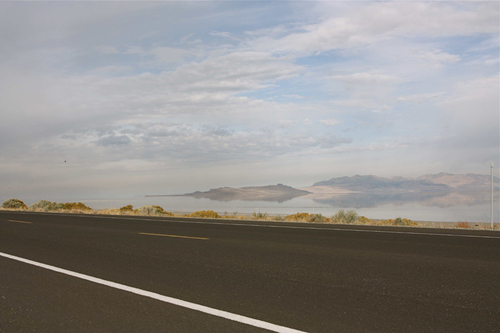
[0,252,306,333]
[2,211,499,239]
[7,220,32,224]
[139,232,209,240]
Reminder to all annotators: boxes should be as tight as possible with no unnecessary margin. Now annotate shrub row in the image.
[2,198,417,226]
[28,200,92,211]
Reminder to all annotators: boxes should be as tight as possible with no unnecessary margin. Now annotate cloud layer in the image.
[0,1,498,200]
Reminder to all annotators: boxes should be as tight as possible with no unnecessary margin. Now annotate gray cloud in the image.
[89,123,353,162]
[96,134,132,147]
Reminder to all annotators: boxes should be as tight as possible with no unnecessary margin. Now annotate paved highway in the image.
[1,211,499,332]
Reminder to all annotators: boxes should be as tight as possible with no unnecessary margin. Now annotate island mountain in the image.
[184,184,310,202]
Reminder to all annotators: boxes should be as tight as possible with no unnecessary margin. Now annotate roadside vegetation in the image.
[2,199,28,210]
[2,198,495,229]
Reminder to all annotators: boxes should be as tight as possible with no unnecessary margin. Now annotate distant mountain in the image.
[417,172,499,188]
[168,172,498,205]
[312,173,498,193]
[312,175,449,192]
[306,172,499,209]
[183,184,310,202]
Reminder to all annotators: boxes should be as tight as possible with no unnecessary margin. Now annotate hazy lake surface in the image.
[76,195,499,223]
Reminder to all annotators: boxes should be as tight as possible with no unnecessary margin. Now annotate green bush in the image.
[394,217,405,226]
[29,200,64,211]
[2,199,28,210]
[308,213,328,222]
[252,211,268,219]
[332,209,359,224]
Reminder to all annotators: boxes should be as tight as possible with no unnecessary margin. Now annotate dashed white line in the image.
[139,232,209,240]
[7,220,32,224]
[0,252,306,333]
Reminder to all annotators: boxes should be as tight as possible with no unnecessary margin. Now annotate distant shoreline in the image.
[145,195,179,197]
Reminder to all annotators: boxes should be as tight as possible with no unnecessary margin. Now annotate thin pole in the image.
[491,162,494,229]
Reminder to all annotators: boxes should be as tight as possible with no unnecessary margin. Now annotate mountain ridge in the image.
[175,172,498,202]
[313,172,498,191]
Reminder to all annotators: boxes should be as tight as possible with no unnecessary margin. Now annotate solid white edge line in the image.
[0,252,306,333]
[2,211,499,239]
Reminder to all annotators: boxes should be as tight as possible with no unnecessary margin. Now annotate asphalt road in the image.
[1,211,499,332]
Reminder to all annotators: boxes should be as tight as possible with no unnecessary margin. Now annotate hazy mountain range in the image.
[311,173,498,192]
[176,173,499,206]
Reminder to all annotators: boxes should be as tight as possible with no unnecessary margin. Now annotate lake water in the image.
[78,193,500,223]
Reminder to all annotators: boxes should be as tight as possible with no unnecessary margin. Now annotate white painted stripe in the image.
[139,232,209,240]
[2,211,499,239]
[7,220,32,224]
[0,252,306,333]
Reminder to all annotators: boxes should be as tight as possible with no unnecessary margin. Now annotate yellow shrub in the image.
[119,205,134,212]
[376,217,418,227]
[63,202,92,210]
[284,213,310,222]
[358,216,373,224]
[189,210,220,218]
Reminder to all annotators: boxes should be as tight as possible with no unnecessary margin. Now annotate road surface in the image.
[1,211,499,332]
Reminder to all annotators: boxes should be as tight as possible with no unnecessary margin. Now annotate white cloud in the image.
[278,120,299,128]
[415,50,460,67]
[250,2,499,55]
[331,72,398,86]
[87,65,130,76]
[95,45,120,54]
[209,31,241,42]
[435,76,499,164]
[125,46,195,64]
[331,99,391,111]
[321,119,341,126]
[397,92,446,104]
[150,46,195,63]
[439,76,499,128]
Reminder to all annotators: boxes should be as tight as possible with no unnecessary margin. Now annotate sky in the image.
[0,1,499,202]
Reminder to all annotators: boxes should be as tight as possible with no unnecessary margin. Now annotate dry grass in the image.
[456,222,471,228]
